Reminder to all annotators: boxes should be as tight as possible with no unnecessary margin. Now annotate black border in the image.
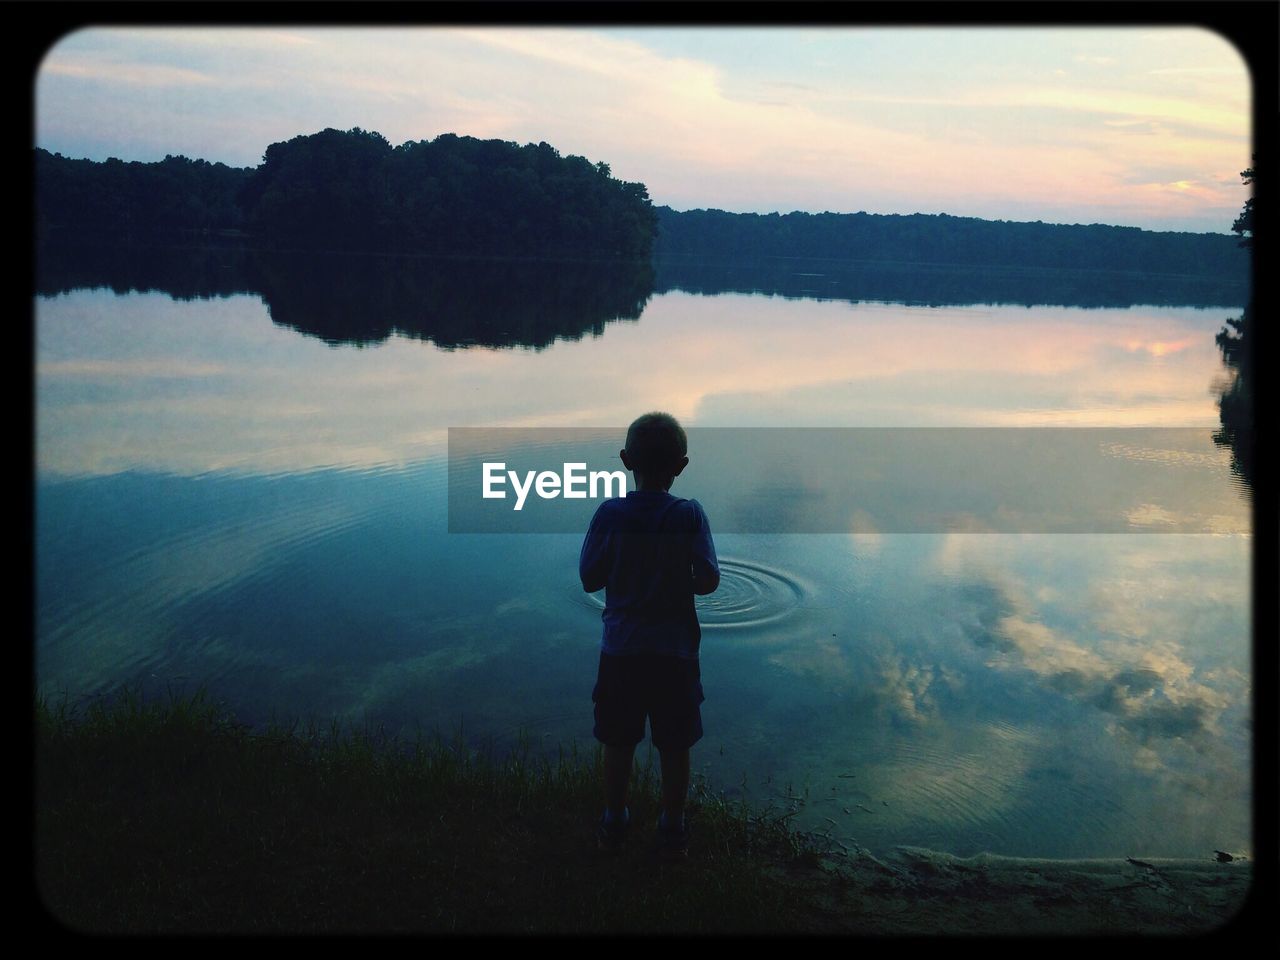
[22,1,1277,943]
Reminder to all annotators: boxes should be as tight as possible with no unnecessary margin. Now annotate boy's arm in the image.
[690,500,720,595]
[579,507,612,593]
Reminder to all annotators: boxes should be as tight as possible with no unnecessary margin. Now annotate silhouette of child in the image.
[580,412,720,858]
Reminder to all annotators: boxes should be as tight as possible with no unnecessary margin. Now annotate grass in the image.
[35,688,837,934]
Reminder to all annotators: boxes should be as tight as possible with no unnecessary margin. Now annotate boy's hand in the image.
[693,566,720,596]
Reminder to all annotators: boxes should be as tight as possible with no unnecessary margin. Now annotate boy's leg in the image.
[593,652,644,849]
[650,657,701,845]
[655,746,692,860]
[594,651,643,810]
[658,747,690,826]
[603,742,636,816]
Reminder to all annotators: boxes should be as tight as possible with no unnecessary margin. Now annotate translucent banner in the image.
[447,428,1249,534]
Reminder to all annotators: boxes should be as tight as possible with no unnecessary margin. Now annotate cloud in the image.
[1122,338,1193,357]
[766,636,851,687]
[81,27,323,51]
[875,656,940,725]
[939,536,1242,749]
[976,83,1246,139]
[38,359,228,379]
[1099,440,1235,474]
[1125,503,1180,528]
[42,56,215,88]
[1147,66,1244,77]
[998,609,1229,746]
[36,27,1250,230]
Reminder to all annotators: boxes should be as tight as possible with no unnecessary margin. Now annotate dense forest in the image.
[35,126,1248,281]
[653,207,1248,282]
[34,150,250,236]
[35,128,658,259]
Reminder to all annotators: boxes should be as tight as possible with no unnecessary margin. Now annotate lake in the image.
[34,247,1252,860]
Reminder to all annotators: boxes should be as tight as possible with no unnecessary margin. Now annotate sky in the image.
[34,25,1253,234]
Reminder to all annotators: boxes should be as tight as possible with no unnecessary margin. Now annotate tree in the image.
[1213,160,1254,487]
[1231,161,1254,247]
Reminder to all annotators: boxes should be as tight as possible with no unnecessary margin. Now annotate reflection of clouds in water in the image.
[491,598,537,618]
[694,303,1228,430]
[766,635,850,687]
[765,630,964,729]
[876,655,941,726]
[333,597,538,723]
[1100,440,1230,471]
[849,534,883,558]
[1123,338,1193,357]
[1201,514,1248,535]
[858,721,1037,832]
[1082,540,1249,645]
[997,612,1229,744]
[936,534,1244,749]
[1125,502,1179,527]
[848,511,883,557]
[990,615,1095,676]
[38,358,232,379]
[38,492,371,696]
[352,638,510,718]
[40,292,1237,477]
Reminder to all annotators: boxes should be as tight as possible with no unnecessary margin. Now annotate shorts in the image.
[592,651,705,752]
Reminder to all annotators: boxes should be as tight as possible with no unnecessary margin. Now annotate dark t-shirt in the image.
[579,491,719,660]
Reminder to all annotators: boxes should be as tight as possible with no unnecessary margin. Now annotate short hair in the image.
[624,412,687,475]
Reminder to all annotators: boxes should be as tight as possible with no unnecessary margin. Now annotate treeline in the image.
[35,128,658,259]
[242,129,656,258]
[654,207,1249,281]
[34,151,250,236]
[35,129,1249,278]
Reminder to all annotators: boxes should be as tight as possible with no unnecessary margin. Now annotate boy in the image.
[579,412,720,860]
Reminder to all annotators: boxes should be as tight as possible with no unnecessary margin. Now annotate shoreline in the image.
[779,846,1254,935]
[35,692,1257,936]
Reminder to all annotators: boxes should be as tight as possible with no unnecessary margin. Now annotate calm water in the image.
[35,253,1251,859]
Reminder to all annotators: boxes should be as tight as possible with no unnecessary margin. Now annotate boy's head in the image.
[621,412,689,490]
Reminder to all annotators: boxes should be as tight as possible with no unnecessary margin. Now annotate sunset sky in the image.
[35,25,1252,234]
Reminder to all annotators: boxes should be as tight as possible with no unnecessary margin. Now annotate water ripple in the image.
[574,558,806,630]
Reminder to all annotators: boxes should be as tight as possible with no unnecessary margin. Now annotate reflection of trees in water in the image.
[35,241,655,351]
[1212,164,1253,491]
[653,257,1247,309]
[36,237,1252,374]
[35,239,258,302]
[1213,309,1252,491]
[252,252,654,350]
